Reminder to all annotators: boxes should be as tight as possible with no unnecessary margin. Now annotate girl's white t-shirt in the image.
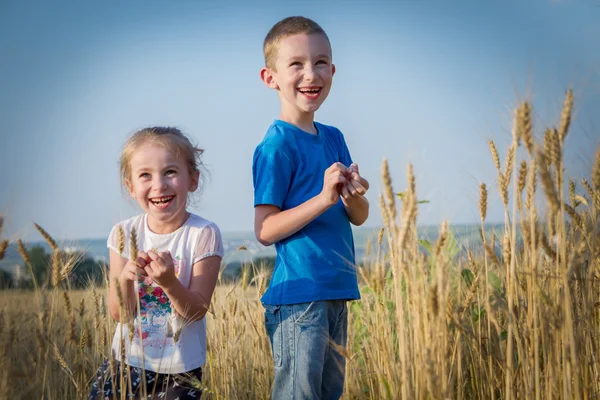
[107,213,224,374]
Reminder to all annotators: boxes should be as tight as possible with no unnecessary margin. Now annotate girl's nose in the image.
[153,176,168,190]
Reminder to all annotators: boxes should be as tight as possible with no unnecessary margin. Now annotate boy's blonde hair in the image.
[263,16,331,70]
[119,126,206,192]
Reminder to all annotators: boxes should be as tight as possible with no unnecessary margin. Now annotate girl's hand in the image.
[321,162,348,206]
[119,252,149,282]
[145,250,178,289]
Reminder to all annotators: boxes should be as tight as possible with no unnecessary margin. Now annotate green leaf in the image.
[361,286,374,295]
[381,376,392,399]
[488,271,502,292]
[500,330,508,341]
[396,191,430,204]
[444,229,459,261]
[461,268,475,287]
[419,239,433,253]
[471,307,479,323]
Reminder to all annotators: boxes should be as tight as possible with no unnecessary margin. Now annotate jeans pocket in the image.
[292,301,323,326]
[263,304,283,368]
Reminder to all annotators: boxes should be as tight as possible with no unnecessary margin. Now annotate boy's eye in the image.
[165,169,177,176]
[316,60,328,65]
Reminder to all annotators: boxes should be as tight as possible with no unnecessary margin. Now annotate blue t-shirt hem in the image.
[260,289,361,306]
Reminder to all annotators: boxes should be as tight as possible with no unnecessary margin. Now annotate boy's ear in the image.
[332,63,336,77]
[260,67,279,90]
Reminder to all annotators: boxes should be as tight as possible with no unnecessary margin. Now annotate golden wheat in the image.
[1,91,598,399]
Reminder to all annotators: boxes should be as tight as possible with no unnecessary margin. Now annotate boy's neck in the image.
[278,109,317,135]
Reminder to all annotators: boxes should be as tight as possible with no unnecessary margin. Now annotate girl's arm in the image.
[158,255,221,321]
[107,249,143,322]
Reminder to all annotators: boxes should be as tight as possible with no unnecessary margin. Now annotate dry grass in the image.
[1,89,599,399]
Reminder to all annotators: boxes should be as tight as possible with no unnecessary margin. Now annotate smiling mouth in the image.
[297,87,322,97]
[150,195,174,207]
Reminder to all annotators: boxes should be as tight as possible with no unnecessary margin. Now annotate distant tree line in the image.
[0,245,107,290]
[0,245,277,290]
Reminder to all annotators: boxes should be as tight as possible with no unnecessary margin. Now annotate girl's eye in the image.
[165,170,177,176]
[139,173,150,179]
[290,61,302,67]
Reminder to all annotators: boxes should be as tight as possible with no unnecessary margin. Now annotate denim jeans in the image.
[263,300,349,400]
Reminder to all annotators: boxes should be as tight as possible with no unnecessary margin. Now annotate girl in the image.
[89,127,223,399]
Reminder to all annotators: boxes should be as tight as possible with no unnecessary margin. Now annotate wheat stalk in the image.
[504,143,516,187]
[526,161,537,210]
[381,158,396,222]
[537,150,559,216]
[558,88,573,142]
[489,140,501,171]
[518,161,528,199]
[16,239,30,266]
[518,101,534,156]
[0,240,8,261]
[479,183,488,224]
[593,144,600,192]
[114,226,124,257]
[568,179,579,208]
[51,250,61,288]
[34,223,58,251]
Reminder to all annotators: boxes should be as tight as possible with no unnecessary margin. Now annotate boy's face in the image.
[262,33,335,117]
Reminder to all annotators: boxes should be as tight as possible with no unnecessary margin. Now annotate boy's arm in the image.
[254,162,347,246]
[341,192,369,226]
[341,164,370,226]
[255,197,331,246]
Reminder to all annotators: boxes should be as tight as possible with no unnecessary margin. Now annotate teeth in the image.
[150,196,173,205]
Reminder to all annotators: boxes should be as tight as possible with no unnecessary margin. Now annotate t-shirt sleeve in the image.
[192,223,225,264]
[337,129,354,167]
[252,143,293,208]
[107,223,128,258]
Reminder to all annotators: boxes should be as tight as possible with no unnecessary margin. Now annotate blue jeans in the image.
[263,300,349,400]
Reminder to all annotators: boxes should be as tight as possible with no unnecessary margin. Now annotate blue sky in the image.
[0,0,599,241]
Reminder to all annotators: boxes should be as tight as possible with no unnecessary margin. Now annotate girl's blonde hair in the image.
[119,126,207,193]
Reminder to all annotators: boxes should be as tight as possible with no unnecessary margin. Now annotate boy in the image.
[252,16,369,400]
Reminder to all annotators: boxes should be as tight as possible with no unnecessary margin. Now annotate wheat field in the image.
[1,90,600,399]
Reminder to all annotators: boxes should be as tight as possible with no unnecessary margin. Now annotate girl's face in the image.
[126,141,199,234]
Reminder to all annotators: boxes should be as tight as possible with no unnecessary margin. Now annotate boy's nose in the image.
[303,66,316,81]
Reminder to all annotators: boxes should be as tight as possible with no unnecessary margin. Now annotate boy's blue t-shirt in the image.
[252,119,361,305]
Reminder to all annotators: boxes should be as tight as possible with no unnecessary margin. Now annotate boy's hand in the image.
[321,162,349,206]
[145,250,178,289]
[120,251,149,283]
[340,163,369,199]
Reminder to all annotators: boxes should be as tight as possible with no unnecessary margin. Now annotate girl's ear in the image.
[125,179,135,198]
[190,170,200,192]
[260,67,279,90]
